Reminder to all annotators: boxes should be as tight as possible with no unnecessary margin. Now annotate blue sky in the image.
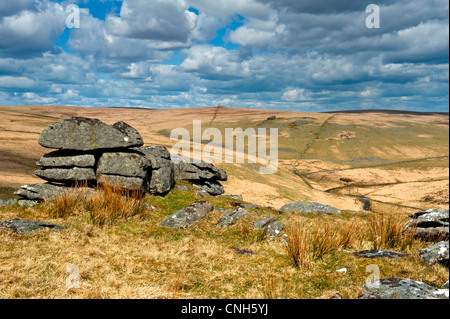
[0,0,448,112]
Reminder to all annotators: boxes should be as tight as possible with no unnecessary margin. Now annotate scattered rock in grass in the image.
[230,202,261,209]
[14,183,82,201]
[18,199,40,207]
[418,241,449,267]
[279,201,342,215]
[193,180,224,196]
[254,217,284,237]
[329,293,343,299]
[404,209,449,240]
[352,249,410,259]
[0,198,19,207]
[232,248,256,256]
[175,185,190,191]
[444,281,449,289]
[360,278,449,299]
[217,208,250,227]
[158,201,214,229]
[172,154,227,195]
[0,218,68,235]
[196,190,209,198]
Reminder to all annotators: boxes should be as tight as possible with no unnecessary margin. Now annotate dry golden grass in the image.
[0,184,448,299]
[42,182,151,227]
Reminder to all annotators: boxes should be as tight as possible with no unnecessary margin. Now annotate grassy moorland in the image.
[0,182,448,299]
[0,105,448,299]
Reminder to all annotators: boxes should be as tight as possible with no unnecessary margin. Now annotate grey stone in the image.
[158,201,214,229]
[97,174,146,191]
[175,185,190,191]
[14,183,76,201]
[193,180,225,196]
[133,146,174,194]
[38,117,143,151]
[18,199,41,207]
[360,278,449,299]
[254,217,284,237]
[232,248,256,256]
[231,202,261,209]
[267,116,276,120]
[36,151,95,167]
[0,218,68,235]
[196,190,209,198]
[352,249,410,259]
[404,209,449,240]
[418,241,449,266]
[36,167,96,183]
[97,152,149,178]
[266,221,284,237]
[0,198,19,207]
[279,201,342,215]
[444,281,449,289]
[217,208,250,227]
[172,155,227,181]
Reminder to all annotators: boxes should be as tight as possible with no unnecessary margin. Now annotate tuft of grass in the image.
[284,224,311,270]
[45,186,89,219]
[44,181,152,227]
[367,213,415,250]
[85,182,150,227]
[285,221,360,269]
[263,272,278,299]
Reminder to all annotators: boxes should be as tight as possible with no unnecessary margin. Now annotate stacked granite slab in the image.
[171,154,228,195]
[15,117,175,202]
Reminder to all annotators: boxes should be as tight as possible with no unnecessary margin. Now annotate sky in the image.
[0,0,448,112]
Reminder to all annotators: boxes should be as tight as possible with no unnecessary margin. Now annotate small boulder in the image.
[418,241,449,267]
[175,185,190,191]
[159,201,214,229]
[217,208,250,227]
[360,278,449,299]
[404,209,449,240]
[352,249,410,259]
[193,180,224,196]
[172,155,227,181]
[231,202,261,209]
[0,198,19,207]
[254,217,284,237]
[279,201,342,215]
[14,183,77,201]
[0,218,68,235]
[232,248,256,256]
[18,199,40,207]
